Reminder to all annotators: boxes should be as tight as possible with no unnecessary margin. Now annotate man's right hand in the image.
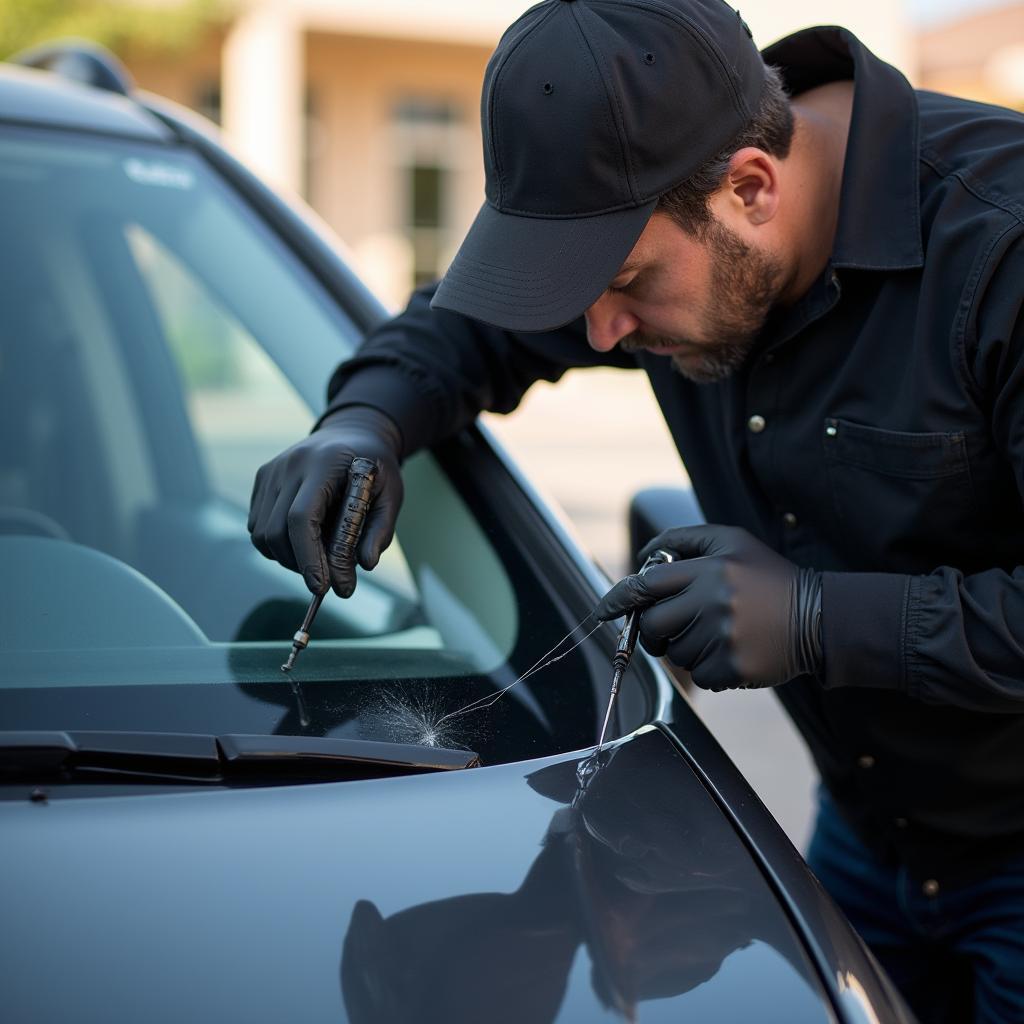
[247,405,404,598]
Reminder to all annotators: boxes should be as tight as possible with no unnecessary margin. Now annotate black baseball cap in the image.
[431,0,766,332]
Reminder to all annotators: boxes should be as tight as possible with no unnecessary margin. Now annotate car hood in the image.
[1,725,834,1023]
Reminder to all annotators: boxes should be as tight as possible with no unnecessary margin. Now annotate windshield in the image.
[0,124,616,765]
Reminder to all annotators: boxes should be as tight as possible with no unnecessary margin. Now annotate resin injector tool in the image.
[281,457,378,674]
[594,548,674,751]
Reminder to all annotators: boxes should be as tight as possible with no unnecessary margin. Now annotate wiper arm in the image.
[0,731,478,784]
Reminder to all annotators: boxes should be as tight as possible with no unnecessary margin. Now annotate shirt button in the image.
[747,414,766,434]
[825,423,838,438]
[783,512,798,528]
[857,754,875,769]
[922,879,940,897]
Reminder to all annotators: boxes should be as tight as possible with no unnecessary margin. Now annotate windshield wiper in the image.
[0,731,479,784]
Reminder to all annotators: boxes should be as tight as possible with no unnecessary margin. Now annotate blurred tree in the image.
[0,0,226,62]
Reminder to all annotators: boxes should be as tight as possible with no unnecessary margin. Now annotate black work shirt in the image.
[325,27,1024,880]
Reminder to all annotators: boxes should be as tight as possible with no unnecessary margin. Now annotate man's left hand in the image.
[595,525,822,691]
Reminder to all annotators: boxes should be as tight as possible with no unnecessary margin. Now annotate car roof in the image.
[0,63,171,142]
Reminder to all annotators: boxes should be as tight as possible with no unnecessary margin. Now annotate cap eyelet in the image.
[542,81,554,95]
[643,51,656,65]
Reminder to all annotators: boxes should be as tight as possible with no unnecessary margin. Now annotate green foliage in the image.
[0,0,227,62]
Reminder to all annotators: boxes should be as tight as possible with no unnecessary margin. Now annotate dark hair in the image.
[656,65,794,238]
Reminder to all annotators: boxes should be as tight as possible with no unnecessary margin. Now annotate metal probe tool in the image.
[281,457,378,674]
[594,548,674,752]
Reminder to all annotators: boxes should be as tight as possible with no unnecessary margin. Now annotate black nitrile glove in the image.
[247,405,404,598]
[595,525,822,691]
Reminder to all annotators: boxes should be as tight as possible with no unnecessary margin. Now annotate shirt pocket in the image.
[822,417,977,572]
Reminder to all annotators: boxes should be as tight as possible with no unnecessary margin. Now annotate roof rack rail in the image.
[9,39,134,97]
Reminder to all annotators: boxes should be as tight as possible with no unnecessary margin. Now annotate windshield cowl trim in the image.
[0,730,479,784]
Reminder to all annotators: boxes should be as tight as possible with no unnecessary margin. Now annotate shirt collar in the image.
[762,26,924,272]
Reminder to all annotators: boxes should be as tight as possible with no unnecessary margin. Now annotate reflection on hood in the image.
[341,737,802,1022]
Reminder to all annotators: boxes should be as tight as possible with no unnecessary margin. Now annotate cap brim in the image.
[430,199,657,332]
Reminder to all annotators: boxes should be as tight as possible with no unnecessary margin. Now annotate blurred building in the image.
[918,2,1024,108]
[124,0,914,309]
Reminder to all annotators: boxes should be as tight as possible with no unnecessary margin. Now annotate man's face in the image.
[584,212,784,383]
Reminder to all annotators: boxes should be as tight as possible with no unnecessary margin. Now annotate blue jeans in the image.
[807,792,1024,1024]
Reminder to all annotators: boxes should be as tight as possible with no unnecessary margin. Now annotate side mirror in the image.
[628,486,704,572]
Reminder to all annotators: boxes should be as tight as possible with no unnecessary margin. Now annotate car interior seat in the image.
[0,535,207,651]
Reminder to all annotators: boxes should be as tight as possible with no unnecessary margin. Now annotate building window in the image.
[303,88,321,204]
[393,97,463,288]
[394,97,460,126]
[195,81,221,125]
[410,165,443,229]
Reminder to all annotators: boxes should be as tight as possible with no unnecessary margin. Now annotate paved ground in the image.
[484,367,818,851]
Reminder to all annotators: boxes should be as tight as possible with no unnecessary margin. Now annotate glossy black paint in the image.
[661,721,914,1023]
[4,728,834,1023]
[0,64,167,140]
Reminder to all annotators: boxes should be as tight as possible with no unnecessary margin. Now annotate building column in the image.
[986,44,1024,106]
[221,2,304,194]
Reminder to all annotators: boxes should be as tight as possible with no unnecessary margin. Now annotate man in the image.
[247,1,1024,1019]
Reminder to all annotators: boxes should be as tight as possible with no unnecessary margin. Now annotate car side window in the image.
[125,224,312,509]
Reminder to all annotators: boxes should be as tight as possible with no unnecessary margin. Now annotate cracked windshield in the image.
[0,128,594,759]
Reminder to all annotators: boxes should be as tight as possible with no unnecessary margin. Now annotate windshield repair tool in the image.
[594,548,674,752]
[281,457,378,674]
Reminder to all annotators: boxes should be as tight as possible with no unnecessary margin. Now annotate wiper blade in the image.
[217,734,479,772]
[0,731,478,783]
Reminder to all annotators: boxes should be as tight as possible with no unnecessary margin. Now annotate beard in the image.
[618,222,784,383]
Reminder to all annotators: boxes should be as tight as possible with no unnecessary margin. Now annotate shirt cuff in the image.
[820,571,912,691]
[316,365,437,453]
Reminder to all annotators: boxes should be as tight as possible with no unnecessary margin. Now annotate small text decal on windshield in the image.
[123,158,195,190]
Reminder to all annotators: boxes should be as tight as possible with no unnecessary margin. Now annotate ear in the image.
[719,147,780,226]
